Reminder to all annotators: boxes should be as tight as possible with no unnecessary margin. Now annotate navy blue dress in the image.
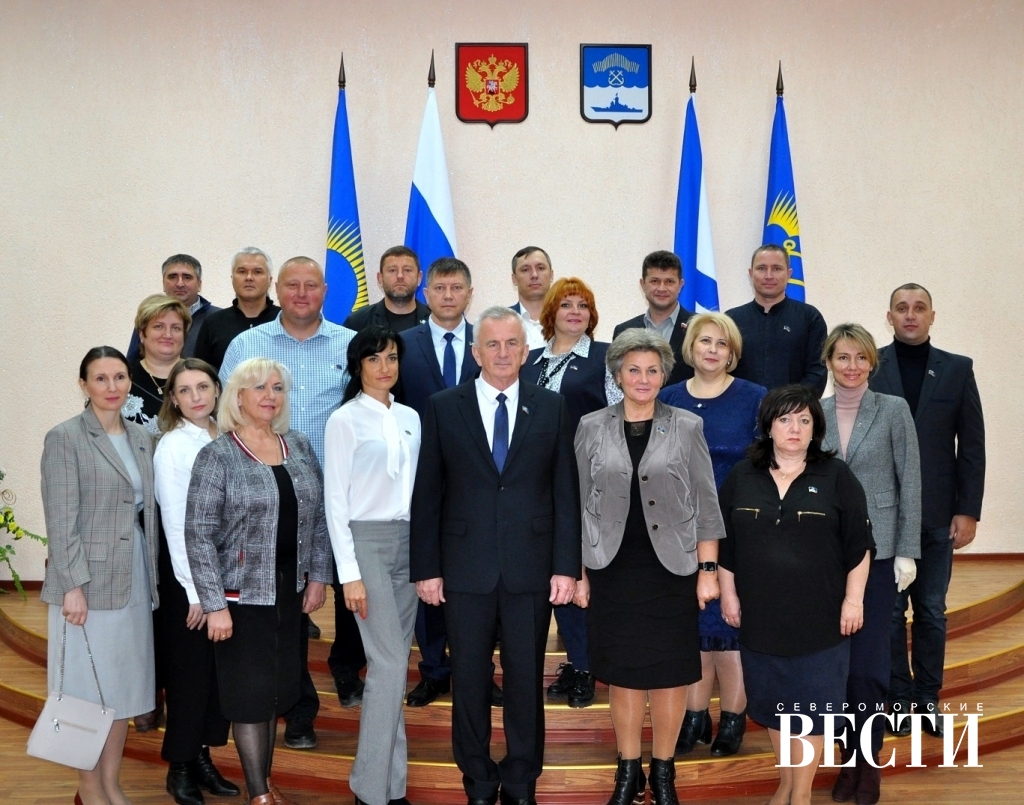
[659,377,767,651]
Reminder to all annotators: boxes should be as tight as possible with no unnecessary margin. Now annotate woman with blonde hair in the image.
[658,312,767,757]
[186,357,333,805]
[821,323,920,805]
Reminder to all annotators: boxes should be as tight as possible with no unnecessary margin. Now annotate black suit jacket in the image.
[342,298,430,333]
[869,342,985,528]
[613,307,695,386]
[396,321,479,419]
[520,341,609,438]
[410,381,581,595]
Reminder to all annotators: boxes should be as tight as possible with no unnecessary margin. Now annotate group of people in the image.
[38,241,984,805]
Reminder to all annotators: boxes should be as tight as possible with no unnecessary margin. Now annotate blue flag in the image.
[763,96,804,300]
[405,87,457,301]
[673,96,719,312]
[324,87,367,323]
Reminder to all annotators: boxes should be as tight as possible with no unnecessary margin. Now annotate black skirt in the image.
[585,419,701,690]
[214,563,302,723]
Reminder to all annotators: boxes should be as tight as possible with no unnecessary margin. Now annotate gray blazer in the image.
[40,407,159,609]
[574,400,725,575]
[822,389,921,560]
[185,429,333,612]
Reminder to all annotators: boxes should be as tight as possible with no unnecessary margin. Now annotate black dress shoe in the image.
[546,662,575,701]
[921,702,944,738]
[190,746,240,796]
[134,689,165,732]
[167,762,205,805]
[307,617,322,639]
[491,679,504,708]
[406,677,451,707]
[498,792,536,805]
[675,708,711,755]
[467,795,498,805]
[334,667,366,708]
[567,670,596,708]
[388,799,412,805]
[283,716,317,749]
[888,700,912,737]
[709,710,746,756]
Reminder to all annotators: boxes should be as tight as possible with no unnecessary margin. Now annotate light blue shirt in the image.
[427,316,468,384]
[220,313,355,466]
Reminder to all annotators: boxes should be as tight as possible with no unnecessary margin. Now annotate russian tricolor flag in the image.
[674,95,719,312]
[405,87,457,299]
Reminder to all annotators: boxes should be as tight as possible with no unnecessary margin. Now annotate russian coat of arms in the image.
[456,44,529,126]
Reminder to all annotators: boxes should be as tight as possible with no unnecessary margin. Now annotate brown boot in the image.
[831,746,859,802]
[248,795,275,805]
[855,755,881,805]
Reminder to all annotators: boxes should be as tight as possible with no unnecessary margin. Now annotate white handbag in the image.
[27,618,115,770]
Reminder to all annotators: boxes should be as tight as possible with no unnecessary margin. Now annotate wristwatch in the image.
[697,561,718,572]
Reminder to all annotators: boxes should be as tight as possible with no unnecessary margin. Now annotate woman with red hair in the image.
[520,276,621,709]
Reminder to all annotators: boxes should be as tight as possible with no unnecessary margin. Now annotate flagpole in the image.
[428,49,435,88]
[338,51,346,89]
[776,61,784,97]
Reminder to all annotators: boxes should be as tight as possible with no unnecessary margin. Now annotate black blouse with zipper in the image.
[718,457,875,656]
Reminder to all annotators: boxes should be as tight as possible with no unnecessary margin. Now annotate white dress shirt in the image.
[475,377,520,451]
[154,420,215,605]
[324,393,421,583]
[427,316,468,383]
[518,307,546,350]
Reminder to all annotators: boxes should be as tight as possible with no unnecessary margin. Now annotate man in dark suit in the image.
[508,245,553,349]
[725,244,827,395]
[343,245,430,332]
[411,306,581,805]
[398,257,501,710]
[870,283,985,738]
[613,250,695,387]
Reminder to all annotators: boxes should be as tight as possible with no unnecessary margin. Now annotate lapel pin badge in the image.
[656,425,666,434]
[783,325,792,332]
[928,369,936,376]
[570,364,578,370]
[521,405,530,415]
[808,486,818,493]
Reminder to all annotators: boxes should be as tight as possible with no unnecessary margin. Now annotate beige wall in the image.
[2,0,1021,579]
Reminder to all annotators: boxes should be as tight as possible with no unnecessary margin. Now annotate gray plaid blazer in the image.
[40,407,159,609]
[185,429,333,613]
[822,389,922,560]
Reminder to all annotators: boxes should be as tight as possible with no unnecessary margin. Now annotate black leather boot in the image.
[648,757,679,805]
[166,762,204,805]
[674,708,711,755]
[190,746,241,796]
[606,755,645,805]
[709,710,747,756]
[831,745,860,802]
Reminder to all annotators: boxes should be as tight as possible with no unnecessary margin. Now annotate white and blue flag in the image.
[405,87,457,300]
[673,96,719,312]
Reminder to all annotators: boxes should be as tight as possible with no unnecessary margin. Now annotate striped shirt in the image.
[220,313,355,465]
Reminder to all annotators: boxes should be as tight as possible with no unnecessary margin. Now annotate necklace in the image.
[139,360,167,395]
[772,460,805,481]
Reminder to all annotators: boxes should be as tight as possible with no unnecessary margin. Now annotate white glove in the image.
[894,556,917,593]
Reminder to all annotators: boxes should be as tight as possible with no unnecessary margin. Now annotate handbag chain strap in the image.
[60,617,108,713]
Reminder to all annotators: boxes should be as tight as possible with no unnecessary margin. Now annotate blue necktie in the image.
[442,332,456,389]
[492,393,509,473]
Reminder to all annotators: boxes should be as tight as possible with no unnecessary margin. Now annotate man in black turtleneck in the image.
[870,283,985,739]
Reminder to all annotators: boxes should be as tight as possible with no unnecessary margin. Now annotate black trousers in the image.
[158,539,230,762]
[444,579,550,801]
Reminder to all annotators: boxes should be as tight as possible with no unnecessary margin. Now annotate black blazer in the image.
[410,381,581,595]
[520,341,609,438]
[613,307,695,386]
[343,298,430,333]
[869,343,985,529]
[396,321,479,419]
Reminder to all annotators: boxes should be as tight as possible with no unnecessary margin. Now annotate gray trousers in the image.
[348,520,418,805]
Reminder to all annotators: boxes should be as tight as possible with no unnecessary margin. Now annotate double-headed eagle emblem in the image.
[465,55,520,113]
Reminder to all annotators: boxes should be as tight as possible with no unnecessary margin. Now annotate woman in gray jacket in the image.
[821,324,921,805]
[574,330,725,805]
[185,358,332,805]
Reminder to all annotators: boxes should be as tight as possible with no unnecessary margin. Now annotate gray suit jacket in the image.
[40,407,159,609]
[822,389,921,559]
[185,429,333,612]
[574,400,725,575]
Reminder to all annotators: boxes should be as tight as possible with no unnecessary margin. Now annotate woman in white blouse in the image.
[324,326,422,805]
[153,358,240,804]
